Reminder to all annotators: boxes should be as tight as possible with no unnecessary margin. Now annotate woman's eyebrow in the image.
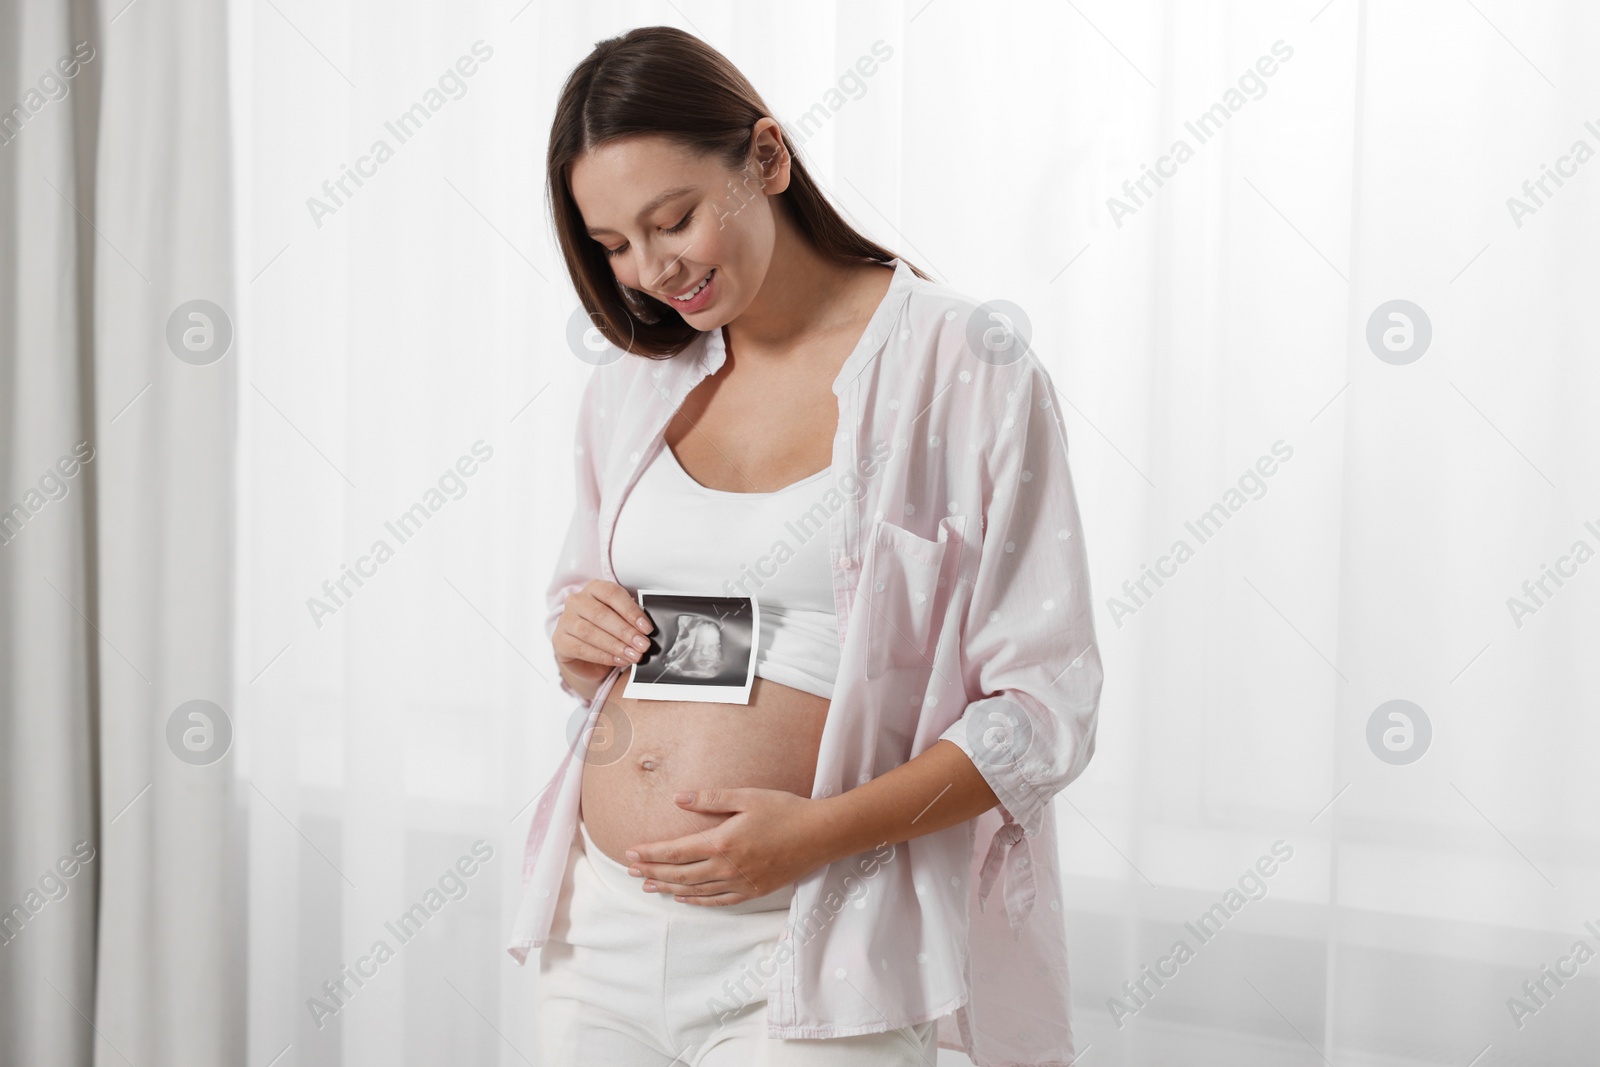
[585,185,698,236]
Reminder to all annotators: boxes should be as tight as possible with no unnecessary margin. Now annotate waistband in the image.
[578,815,796,915]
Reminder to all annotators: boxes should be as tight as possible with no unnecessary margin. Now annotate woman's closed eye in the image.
[600,209,696,258]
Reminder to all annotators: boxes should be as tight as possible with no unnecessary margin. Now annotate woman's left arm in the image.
[812,352,1102,865]
[805,738,1002,865]
[626,747,996,902]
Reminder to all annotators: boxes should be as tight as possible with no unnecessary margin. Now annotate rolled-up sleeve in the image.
[544,368,608,704]
[937,357,1103,840]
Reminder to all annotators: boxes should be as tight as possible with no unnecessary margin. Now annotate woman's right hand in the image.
[552,579,656,695]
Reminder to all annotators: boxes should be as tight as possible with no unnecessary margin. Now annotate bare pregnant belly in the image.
[579,673,831,868]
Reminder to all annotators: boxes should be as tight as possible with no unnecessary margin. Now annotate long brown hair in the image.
[547,25,931,358]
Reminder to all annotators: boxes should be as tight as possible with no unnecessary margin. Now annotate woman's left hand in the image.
[624,787,835,906]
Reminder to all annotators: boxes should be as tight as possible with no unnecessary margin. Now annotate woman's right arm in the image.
[544,364,655,704]
[556,658,601,706]
[553,579,656,704]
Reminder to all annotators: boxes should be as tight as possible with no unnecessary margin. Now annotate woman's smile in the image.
[667,266,717,313]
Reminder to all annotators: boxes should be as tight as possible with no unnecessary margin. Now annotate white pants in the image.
[532,815,939,1066]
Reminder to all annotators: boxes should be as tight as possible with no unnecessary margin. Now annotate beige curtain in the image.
[0,0,238,1063]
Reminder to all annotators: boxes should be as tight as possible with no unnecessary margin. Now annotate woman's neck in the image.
[721,204,865,361]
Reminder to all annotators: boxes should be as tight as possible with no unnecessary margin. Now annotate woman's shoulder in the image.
[892,269,1051,398]
[567,335,704,473]
[901,269,985,321]
[585,330,707,400]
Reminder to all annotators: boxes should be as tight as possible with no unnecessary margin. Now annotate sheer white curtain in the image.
[231,1,1598,1065]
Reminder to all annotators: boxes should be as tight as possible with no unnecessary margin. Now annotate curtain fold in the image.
[0,2,101,1063]
[1,0,239,1063]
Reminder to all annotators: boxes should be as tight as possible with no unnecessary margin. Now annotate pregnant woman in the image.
[511,25,1103,1067]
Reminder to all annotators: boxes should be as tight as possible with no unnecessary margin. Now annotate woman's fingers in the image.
[558,583,654,669]
[672,892,746,906]
[639,875,746,904]
[573,606,651,665]
[633,861,767,903]
[588,580,655,638]
[558,634,622,672]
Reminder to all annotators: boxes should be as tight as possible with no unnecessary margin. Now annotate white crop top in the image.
[610,440,842,700]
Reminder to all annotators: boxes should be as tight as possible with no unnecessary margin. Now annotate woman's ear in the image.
[748,117,792,196]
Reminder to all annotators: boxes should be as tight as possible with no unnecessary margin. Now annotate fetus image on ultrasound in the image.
[628,592,757,701]
[653,614,724,679]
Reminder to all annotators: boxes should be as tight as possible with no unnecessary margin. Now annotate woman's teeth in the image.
[672,270,714,302]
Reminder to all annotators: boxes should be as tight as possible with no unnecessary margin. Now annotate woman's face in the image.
[567,123,788,329]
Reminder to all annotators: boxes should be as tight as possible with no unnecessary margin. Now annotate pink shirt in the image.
[509,258,1103,1066]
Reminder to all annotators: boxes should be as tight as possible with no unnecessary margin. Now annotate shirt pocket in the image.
[863,518,959,680]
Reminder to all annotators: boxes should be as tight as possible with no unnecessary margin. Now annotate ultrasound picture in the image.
[628,591,758,704]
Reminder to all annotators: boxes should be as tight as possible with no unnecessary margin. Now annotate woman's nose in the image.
[641,244,689,295]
